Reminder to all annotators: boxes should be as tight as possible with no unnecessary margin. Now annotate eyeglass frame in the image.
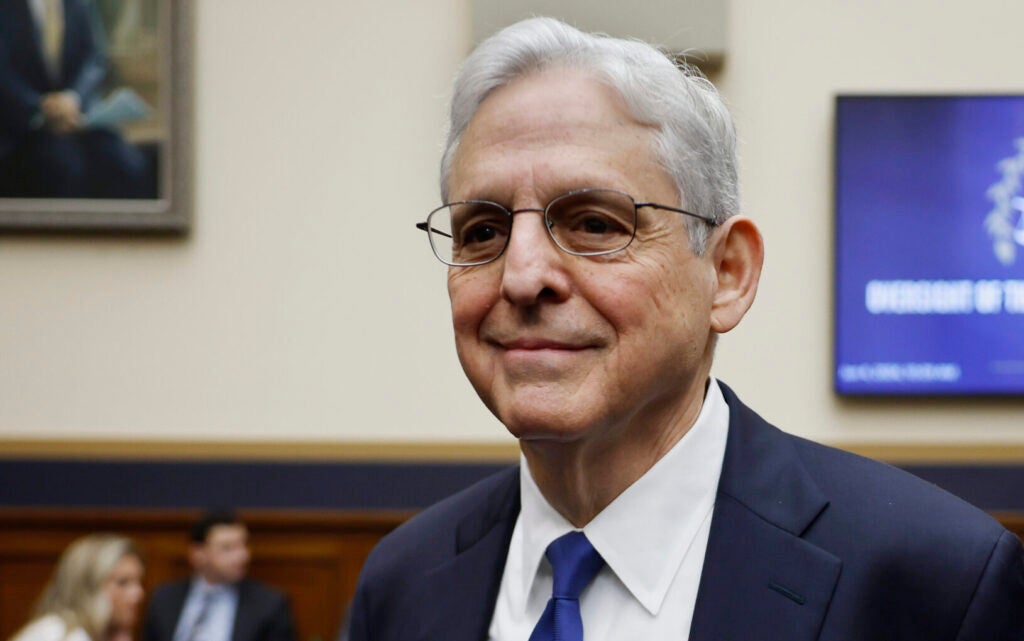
[415,187,719,267]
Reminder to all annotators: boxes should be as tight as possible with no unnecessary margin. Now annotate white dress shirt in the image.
[488,378,730,641]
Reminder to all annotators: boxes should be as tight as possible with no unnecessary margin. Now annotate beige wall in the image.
[1,0,1022,452]
[713,0,1024,446]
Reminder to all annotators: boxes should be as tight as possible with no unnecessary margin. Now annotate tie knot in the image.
[545,531,605,599]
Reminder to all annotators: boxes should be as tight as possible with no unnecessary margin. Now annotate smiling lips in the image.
[500,337,593,351]
[487,333,607,367]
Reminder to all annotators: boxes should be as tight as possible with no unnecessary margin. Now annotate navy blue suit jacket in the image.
[348,382,1024,640]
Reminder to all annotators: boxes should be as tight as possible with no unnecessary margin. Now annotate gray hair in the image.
[440,17,739,253]
[28,534,142,641]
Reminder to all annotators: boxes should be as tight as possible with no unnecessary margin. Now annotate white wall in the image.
[1,0,1022,449]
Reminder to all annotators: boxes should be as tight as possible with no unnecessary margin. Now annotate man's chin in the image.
[502,412,595,444]
[216,570,248,585]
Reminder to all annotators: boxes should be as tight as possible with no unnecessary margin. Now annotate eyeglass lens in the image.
[427,189,638,265]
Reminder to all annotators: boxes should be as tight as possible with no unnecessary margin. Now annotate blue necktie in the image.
[529,531,605,641]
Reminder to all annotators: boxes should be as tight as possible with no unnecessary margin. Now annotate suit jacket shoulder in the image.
[233,578,296,641]
[349,466,520,641]
[793,434,1022,639]
[697,382,1024,640]
[720,381,1010,545]
[237,577,289,607]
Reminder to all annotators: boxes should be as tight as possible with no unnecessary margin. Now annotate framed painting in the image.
[0,0,192,232]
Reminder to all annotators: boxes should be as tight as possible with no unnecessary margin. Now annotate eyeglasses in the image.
[416,188,717,267]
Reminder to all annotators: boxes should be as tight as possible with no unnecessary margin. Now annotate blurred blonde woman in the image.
[10,534,145,641]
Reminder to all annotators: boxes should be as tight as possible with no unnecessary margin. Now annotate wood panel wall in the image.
[1,509,1021,641]
[0,509,409,641]
[996,512,1024,540]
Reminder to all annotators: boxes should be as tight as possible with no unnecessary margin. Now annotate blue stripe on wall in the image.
[901,465,1024,512]
[0,460,509,510]
[1,460,1022,511]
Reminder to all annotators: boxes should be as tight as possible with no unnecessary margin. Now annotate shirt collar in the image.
[191,576,236,597]
[518,377,730,615]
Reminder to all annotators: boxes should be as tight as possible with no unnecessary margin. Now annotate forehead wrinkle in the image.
[469,94,655,159]
[454,141,633,201]
[453,126,663,205]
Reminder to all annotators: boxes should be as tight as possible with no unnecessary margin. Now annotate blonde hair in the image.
[28,534,142,641]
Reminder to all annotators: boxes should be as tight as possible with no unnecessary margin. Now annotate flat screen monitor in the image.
[834,94,1024,395]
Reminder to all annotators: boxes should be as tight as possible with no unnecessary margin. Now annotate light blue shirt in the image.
[172,579,240,641]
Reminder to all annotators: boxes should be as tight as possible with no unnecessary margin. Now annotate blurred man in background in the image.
[143,511,295,641]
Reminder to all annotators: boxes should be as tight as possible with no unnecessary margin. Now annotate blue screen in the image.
[834,95,1024,395]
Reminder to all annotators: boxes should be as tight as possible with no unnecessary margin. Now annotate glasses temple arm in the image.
[415,221,453,239]
[635,203,719,226]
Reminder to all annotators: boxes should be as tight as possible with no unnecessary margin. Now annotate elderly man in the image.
[348,17,1024,641]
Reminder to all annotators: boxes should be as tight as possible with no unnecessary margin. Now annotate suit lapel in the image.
[689,383,841,641]
[414,468,520,641]
[158,580,192,641]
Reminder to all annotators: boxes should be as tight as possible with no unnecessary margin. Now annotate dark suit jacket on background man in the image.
[143,578,295,641]
[143,512,296,641]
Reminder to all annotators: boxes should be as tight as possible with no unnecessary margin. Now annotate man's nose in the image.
[499,211,571,306]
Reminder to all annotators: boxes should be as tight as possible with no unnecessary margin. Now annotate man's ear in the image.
[708,215,764,334]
